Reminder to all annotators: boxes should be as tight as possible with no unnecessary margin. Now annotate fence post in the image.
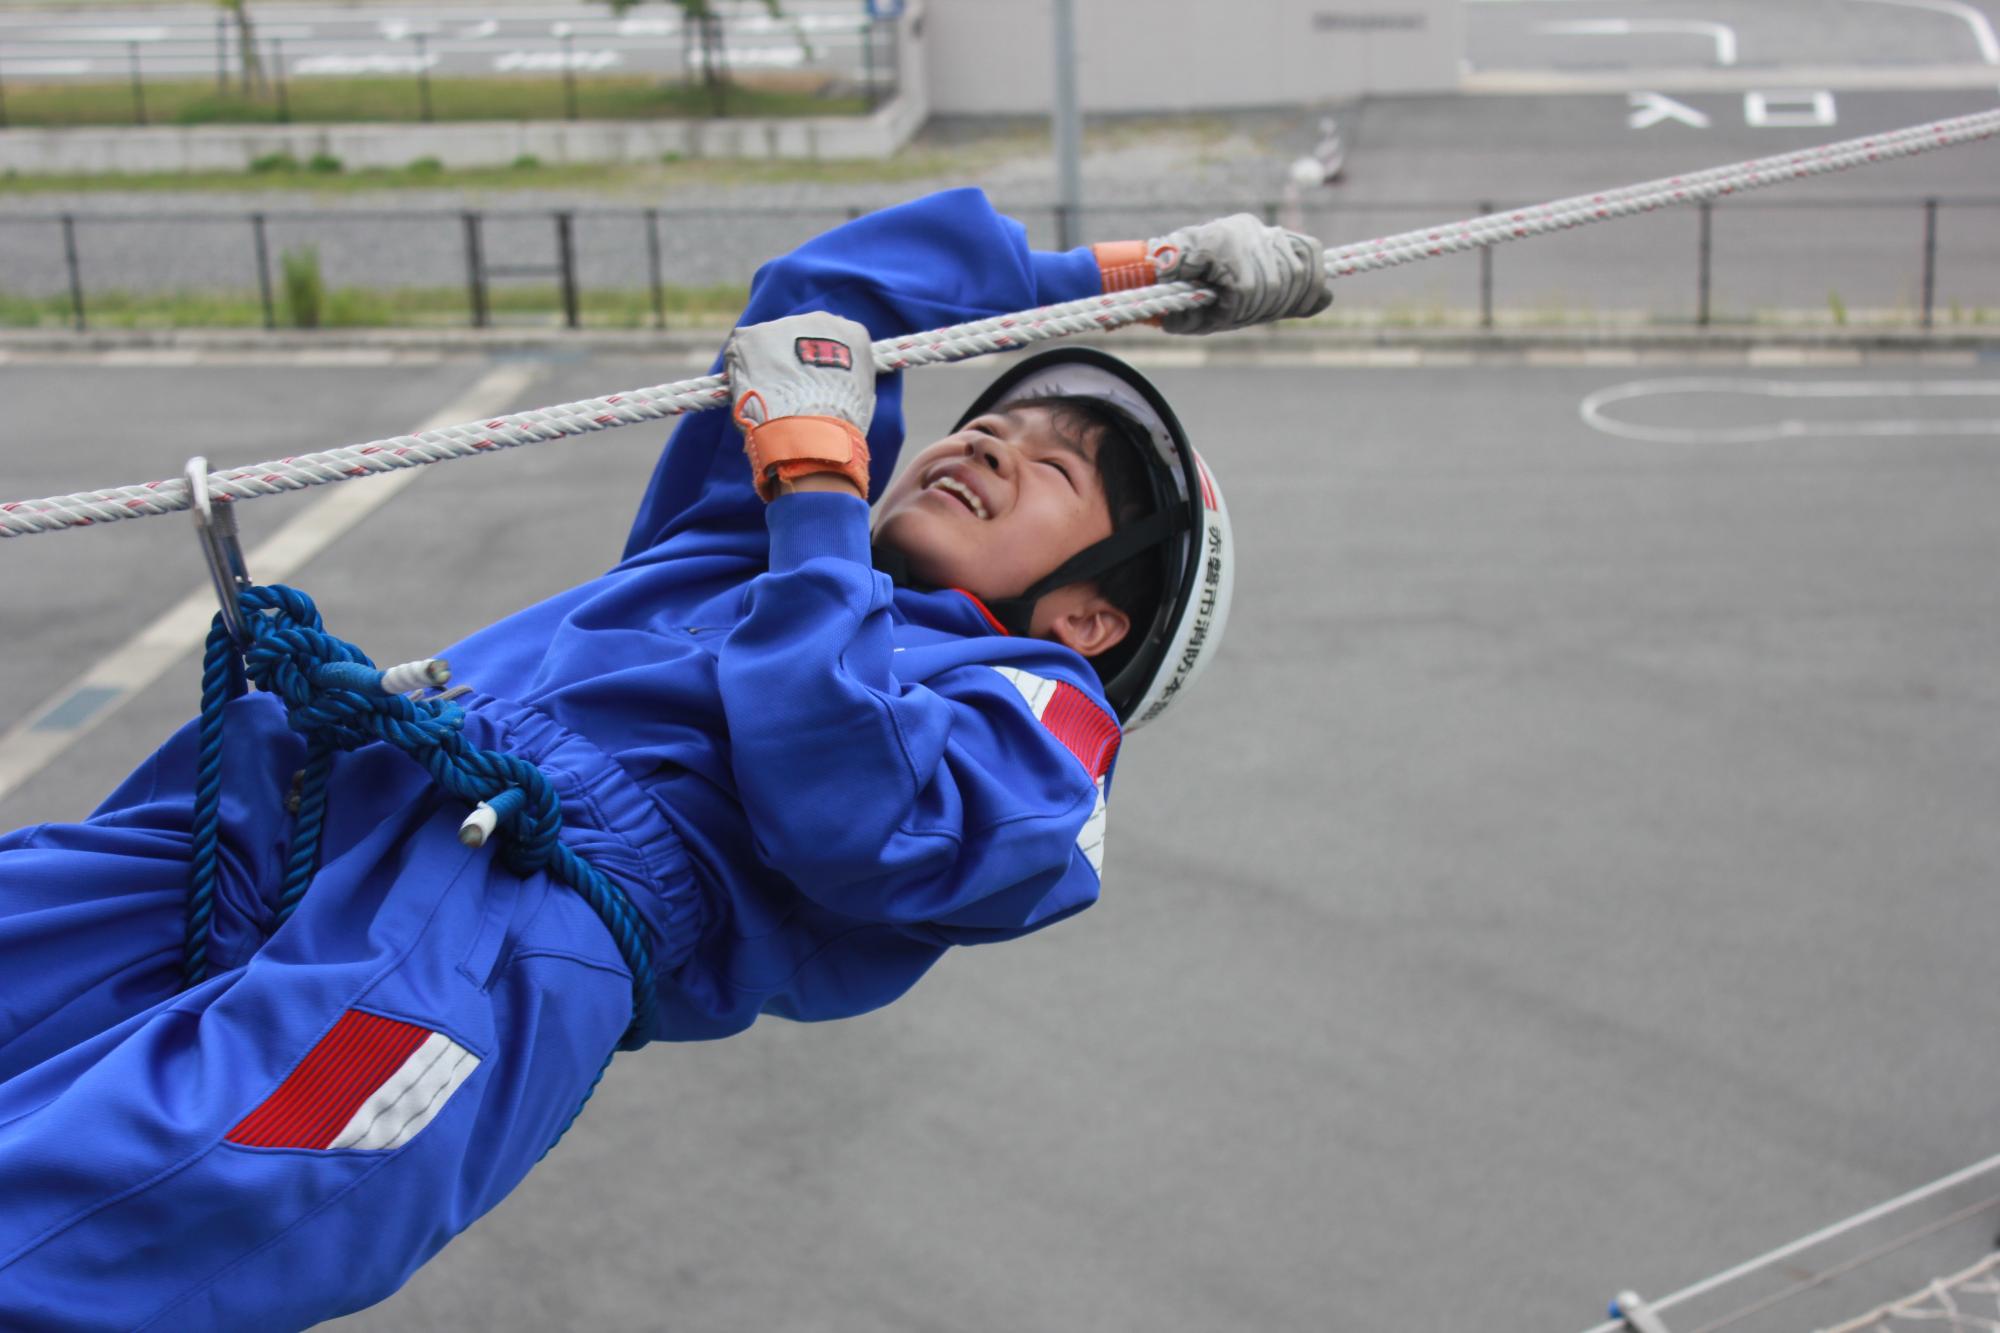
[414,34,433,122]
[61,215,86,332]
[251,212,276,329]
[128,41,148,126]
[861,19,877,112]
[1478,200,1494,330]
[1920,197,1938,329]
[462,211,488,328]
[555,211,580,329]
[562,30,578,121]
[215,12,229,93]
[1696,199,1712,328]
[644,207,665,331]
[272,38,290,122]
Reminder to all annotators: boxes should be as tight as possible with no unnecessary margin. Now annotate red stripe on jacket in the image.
[227,1010,433,1150]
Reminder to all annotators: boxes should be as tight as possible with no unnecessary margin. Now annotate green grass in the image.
[0,75,868,129]
[0,282,750,330]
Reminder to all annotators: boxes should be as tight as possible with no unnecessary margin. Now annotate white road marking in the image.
[0,363,541,807]
[1744,89,1838,127]
[1539,18,1740,66]
[1630,91,1711,130]
[1579,377,2000,444]
[1849,0,2000,64]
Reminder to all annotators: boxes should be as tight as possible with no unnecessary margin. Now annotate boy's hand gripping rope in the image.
[2,109,1995,541]
[182,581,659,1052]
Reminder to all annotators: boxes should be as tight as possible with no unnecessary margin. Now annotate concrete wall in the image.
[924,0,1462,114]
[0,3,929,174]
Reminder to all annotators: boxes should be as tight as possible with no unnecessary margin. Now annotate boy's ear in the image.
[1032,584,1131,660]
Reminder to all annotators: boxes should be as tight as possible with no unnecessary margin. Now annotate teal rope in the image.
[182,583,658,1052]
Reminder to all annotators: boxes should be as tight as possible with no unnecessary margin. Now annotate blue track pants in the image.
[0,695,699,1330]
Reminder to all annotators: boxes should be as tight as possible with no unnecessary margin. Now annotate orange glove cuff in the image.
[741,415,871,503]
[1092,239,1157,293]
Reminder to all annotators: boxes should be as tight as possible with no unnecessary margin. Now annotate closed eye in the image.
[1042,457,1076,489]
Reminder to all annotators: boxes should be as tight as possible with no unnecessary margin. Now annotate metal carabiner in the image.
[185,456,252,648]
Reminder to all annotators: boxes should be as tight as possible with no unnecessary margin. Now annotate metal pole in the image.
[562,31,577,120]
[272,37,289,122]
[251,212,276,329]
[1697,199,1713,327]
[128,41,147,126]
[555,211,580,329]
[644,207,665,330]
[1050,0,1083,250]
[1920,196,1938,328]
[61,215,86,332]
[215,13,229,93]
[0,55,9,130]
[1478,200,1494,330]
[415,34,432,122]
[462,211,488,328]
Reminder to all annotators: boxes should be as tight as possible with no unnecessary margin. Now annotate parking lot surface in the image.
[5,344,1999,1329]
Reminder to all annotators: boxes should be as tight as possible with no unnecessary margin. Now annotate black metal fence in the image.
[2,195,1995,333]
[0,6,900,129]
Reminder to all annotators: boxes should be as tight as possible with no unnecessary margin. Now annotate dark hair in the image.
[1011,394,1167,681]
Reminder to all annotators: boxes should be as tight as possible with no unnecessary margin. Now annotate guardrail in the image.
[0,194,1993,332]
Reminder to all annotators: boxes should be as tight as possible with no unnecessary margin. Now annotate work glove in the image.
[725,311,876,502]
[1102,214,1333,336]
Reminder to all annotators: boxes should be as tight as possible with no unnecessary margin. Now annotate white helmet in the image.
[952,347,1235,732]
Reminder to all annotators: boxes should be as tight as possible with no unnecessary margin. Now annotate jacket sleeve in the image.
[715,492,1117,938]
[619,188,1106,562]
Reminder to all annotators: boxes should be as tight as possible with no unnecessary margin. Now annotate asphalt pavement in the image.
[4,343,2000,1330]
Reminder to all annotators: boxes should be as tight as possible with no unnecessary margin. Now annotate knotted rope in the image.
[182,583,658,1053]
[2,107,1996,540]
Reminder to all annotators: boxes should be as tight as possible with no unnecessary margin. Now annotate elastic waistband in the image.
[455,692,706,976]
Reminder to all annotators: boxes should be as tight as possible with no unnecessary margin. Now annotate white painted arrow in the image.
[1629,91,1711,129]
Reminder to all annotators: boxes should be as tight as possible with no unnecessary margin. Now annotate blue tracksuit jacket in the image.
[0,189,1124,1329]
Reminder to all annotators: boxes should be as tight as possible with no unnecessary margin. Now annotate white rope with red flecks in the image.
[4,108,1996,539]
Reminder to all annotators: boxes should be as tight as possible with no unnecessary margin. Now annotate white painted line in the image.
[1848,0,2000,64]
[1540,18,1739,66]
[1464,64,2000,92]
[0,363,540,806]
[1579,377,2000,444]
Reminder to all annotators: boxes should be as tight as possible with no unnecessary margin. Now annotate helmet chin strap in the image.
[875,509,1185,638]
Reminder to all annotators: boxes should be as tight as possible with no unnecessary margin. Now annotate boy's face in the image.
[872,404,1116,608]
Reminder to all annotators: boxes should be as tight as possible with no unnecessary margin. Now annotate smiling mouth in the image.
[928,476,988,519]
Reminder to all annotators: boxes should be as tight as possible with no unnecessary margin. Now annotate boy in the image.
[0,190,1328,1329]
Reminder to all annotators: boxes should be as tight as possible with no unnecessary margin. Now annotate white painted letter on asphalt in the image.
[1629,92,1709,130]
[1745,90,1837,128]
